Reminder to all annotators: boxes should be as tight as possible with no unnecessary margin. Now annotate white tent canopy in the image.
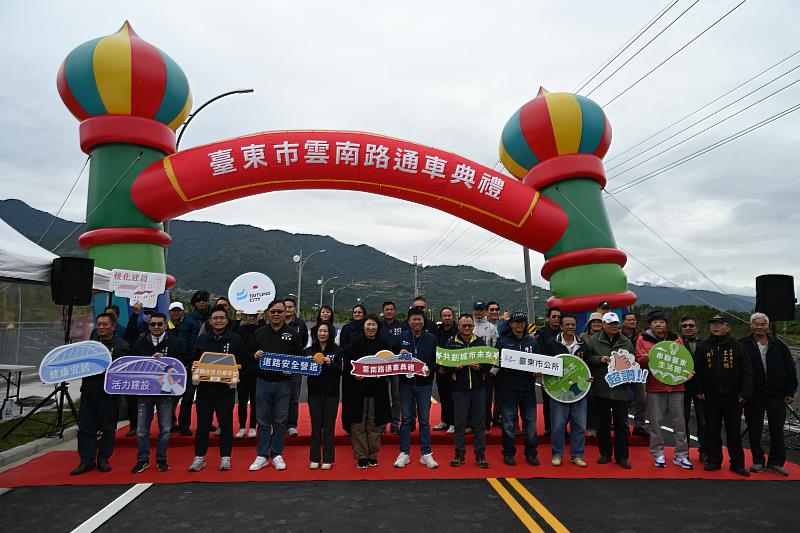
[0,217,111,290]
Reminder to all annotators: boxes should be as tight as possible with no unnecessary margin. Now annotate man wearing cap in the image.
[584,312,635,469]
[473,301,499,432]
[740,312,797,476]
[495,311,540,467]
[168,302,184,332]
[693,315,753,476]
[635,310,693,469]
[535,308,563,436]
[596,301,611,315]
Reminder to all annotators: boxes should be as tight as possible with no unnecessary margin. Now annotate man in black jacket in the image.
[131,313,184,473]
[433,307,457,433]
[249,299,303,472]
[679,313,707,463]
[694,315,753,476]
[188,305,244,473]
[534,307,562,436]
[381,301,408,435]
[71,313,129,475]
[741,312,798,476]
[284,297,309,437]
[177,290,211,435]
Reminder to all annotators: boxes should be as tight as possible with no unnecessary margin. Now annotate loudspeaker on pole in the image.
[51,257,94,306]
[755,274,796,321]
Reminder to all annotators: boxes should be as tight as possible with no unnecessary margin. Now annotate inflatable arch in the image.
[57,22,636,312]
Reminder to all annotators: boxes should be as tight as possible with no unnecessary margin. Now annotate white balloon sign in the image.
[228,272,277,314]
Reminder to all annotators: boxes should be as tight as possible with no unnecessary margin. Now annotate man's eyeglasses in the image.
[551,315,562,320]
[149,322,166,327]
[461,324,475,328]
[681,324,697,328]
[268,309,285,314]
[488,308,500,312]
[210,316,227,321]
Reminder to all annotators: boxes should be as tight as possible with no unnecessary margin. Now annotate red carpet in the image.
[1,404,796,487]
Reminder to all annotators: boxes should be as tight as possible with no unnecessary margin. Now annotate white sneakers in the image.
[214,427,221,436]
[310,462,320,470]
[248,428,257,438]
[235,429,246,439]
[446,425,455,434]
[321,463,332,470]
[272,455,287,470]
[249,456,269,471]
[188,456,206,472]
[219,456,231,471]
[420,453,439,469]
[287,428,298,437]
[394,452,411,468]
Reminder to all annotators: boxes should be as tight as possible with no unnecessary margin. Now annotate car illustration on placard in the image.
[191,352,241,387]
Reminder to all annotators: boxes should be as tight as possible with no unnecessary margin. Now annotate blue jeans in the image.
[256,378,291,458]
[399,383,432,455]
[501,388,538,458]
[550,396,587,459]
[137,396,173,463]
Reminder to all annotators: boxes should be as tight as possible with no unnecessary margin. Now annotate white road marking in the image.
[71,483,152,533]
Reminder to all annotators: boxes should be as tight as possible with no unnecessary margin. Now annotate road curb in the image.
[0,426,77,469]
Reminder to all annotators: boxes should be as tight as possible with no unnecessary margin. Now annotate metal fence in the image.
[0,319,92,366]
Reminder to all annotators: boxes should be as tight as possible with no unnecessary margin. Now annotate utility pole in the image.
[523,247,535,322]
[413,255,419,296]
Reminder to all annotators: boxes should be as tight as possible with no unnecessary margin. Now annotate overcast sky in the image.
[2,0,799,298]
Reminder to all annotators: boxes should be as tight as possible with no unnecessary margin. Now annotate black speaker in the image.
[51,257,94,306]
[755,274,796,321]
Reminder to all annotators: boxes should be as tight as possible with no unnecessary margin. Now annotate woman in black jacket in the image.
[304,321,341,470]
[342,314,391,468]
[310,305,337,341]
[339,304,366,431]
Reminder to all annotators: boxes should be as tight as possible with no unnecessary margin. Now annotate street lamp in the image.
[293,249,325,312]
[165,88,254,269]
[317,276,339,307]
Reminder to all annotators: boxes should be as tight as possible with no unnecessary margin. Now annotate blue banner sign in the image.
[39,341,112,385]
[258,352,323,376]
[104,356,187,396]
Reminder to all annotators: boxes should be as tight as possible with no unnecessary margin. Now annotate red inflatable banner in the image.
[131,131,568,253]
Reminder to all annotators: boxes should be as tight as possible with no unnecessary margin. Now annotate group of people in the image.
[71,292,797,479]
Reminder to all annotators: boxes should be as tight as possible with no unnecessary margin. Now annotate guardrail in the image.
[0,318,93,366]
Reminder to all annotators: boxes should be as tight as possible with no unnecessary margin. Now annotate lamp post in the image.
[317,276,339,307]
[164,88,254,268]
[293,249,325,313]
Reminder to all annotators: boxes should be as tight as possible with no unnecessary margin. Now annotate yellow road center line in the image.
[507,478,570,533]
[486,478,545,533]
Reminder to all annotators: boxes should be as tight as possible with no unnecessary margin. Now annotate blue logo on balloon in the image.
[235,288,248,301]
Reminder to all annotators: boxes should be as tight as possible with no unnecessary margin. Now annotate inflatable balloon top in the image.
[57,23,635,313]
[500,87,611,177]
[57,21,191,130]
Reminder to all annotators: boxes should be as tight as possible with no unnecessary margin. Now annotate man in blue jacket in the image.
[392,307,439,469]
[496,311,540,466]
[177,290,210,435]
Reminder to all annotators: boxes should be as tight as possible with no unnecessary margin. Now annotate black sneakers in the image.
[97,461,112,473]
[157,461,170,472]
[450,453,465,467]
[356,459,369,469]
[476,454,490,469]
[70,463,95,476]
[131,462,150,474]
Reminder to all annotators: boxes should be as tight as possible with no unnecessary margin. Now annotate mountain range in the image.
[0,198,756,315]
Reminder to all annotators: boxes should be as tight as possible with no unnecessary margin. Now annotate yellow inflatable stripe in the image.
[94,25,132,115]
[167,92,192,131]
[499,141,528,179]
[545,93,581,155]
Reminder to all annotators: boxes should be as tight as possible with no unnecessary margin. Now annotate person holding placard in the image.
[249,300,303,472]
[343,315,391,468]
[188,305,244,473]
[305,321,341,470]
[693,315,753,477]
[132,313,184,474]
[635,310,693,470]
[434,307,458,433]
[71,313,129,476]
[446,314,490,468]
[584,312,635,469]
[544,314,589,467]
[495,311,540,467]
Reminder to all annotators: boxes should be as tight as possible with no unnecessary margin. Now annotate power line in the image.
[420,218,460,259]
[37,156,91,244]
[606,72,800,180]
[605,49,800,165]
[606,100,800,196]
[603,0,748,108]
[425,223,475,263]
[574,0,680,94]
[584,0,698,97]
[552,186,753,326]
[606,194,748,313]
[50,152,144,253]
